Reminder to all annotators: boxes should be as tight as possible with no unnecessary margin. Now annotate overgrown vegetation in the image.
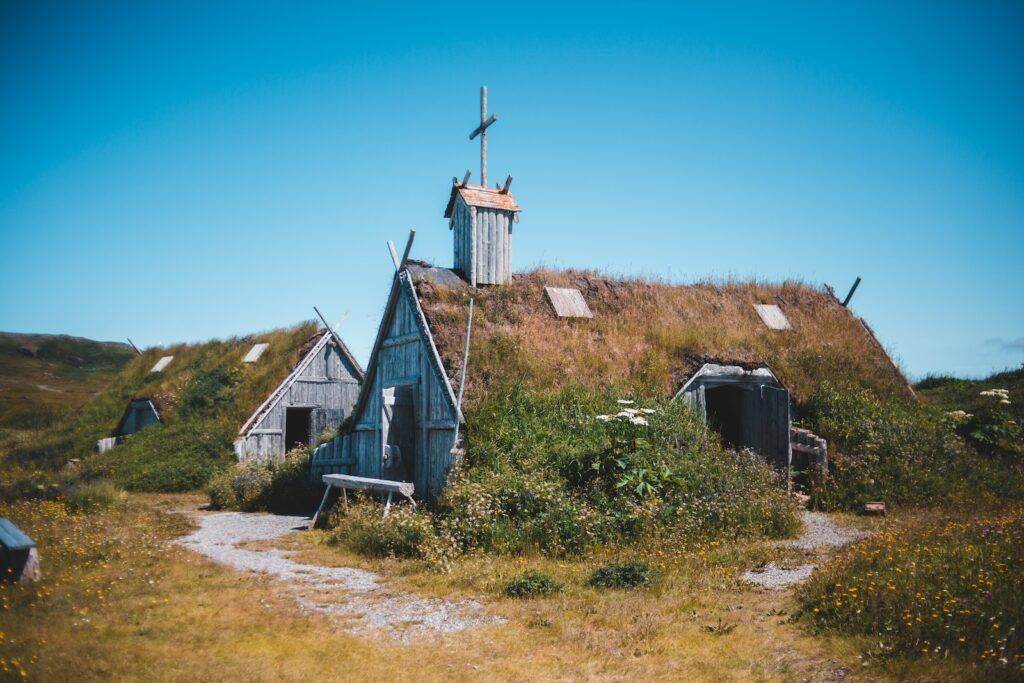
[206,449,320,514]
[504,570,559,598]
[588,562,652,590]
[0,323,320,496]
[328,386,799,563]
[797,507,1024,672]
[916,365,1024,458]
[803,383,1024,510]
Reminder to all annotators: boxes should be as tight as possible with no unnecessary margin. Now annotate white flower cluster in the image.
[946,409,972,421]
[980,388,1012,405]
[597,401,656,426]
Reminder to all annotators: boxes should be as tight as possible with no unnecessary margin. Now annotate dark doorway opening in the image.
[705,385,753,452]
[284,407,313,451]
[382,385,416,483]
[703,382,791,471]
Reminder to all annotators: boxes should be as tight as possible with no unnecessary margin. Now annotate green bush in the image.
[432,386,799,557]
[83,420,233,492]
[504,570,558,598]
[802,383,1024,510]
[589,562,651,589]
[329,500,440,560]
[207,449,320,513]
[63,480,122,513]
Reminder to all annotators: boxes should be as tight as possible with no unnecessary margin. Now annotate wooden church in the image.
[312,87,910,501]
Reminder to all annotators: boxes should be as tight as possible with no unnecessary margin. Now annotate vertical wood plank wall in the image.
[452,196,512,285]
[237,342,361,462]
[313,280,457,501]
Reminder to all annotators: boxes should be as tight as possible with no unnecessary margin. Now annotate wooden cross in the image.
[468,86,498,187]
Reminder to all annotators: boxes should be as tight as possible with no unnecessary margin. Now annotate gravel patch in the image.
[176,511,500,640]
[742,511,870,590]
[742,562,814,589]
[786,511,869,551]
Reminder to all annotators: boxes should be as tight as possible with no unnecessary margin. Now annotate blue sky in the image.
[1,1,1022,379]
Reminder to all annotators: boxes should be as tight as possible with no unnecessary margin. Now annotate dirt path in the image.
[176,510,500,640]
[742,511,869,589]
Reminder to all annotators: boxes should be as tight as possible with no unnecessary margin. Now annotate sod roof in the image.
[87,322,334,436]
[407,263,913,407]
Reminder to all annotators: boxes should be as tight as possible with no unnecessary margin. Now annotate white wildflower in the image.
[618,408,640,415]
[595,415,612,422]
[980,389,1010,398]
[617,399,635,405]
[1001,399,1012,405]
[639,408,656,414]
[629,416,649,426]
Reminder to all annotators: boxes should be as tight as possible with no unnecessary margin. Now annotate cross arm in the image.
[469,114,499,140]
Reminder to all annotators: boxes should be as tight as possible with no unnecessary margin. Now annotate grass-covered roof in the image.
[408,263,912,407]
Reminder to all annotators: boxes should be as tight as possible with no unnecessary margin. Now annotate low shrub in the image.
[63,480,122,514]
[329,500,440,560]
[504,570,558,598]
[83,420,233,492]
[432,386,799,557]
[206,449,320,514]
[588,562,651,589]
[802,383,1024,510]
[797,507,1024,671]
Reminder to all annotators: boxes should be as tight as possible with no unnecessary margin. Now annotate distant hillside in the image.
[0,332,135,432]
[916,365,1024,421]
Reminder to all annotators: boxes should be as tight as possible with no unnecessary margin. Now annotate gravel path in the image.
[742,511,869,590]
[176,511,500,640]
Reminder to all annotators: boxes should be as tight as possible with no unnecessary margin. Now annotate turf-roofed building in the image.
[313,88,912,501]
[95,323,363,461]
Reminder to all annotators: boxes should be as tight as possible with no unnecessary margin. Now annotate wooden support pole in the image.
[452,298,475,447]
[841,276,862,307]
[126,338,142,355]
[311,484,332,527]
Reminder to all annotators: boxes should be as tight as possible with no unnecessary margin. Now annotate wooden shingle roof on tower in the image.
[444,183,519,218]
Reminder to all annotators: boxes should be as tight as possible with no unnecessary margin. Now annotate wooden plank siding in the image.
[451,194,513,285]
[315,272,459,501]
[236,337,361,462]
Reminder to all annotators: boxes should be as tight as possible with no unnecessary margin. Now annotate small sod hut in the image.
[312,89,912,500]
[94,322,363,462]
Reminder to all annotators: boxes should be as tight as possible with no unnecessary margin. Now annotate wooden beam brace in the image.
[468,114,498,140]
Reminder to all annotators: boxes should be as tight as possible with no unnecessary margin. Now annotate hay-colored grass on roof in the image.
[409,265,910,407]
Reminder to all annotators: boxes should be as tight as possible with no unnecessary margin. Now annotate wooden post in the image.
[841,277,862,307]
[310,484,332,527]
[452,298,474,448]
[126,338,142,355]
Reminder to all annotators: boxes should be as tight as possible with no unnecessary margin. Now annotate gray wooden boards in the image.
[544,287,594,319]
[753,304,792,330]
[322,474,414,499]
[243,343,269,363]
[149,355,174,372]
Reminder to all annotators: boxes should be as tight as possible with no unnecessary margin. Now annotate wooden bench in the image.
[311,474,415,526]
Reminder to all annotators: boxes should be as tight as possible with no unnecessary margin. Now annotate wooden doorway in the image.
[284,407,313,451]
[381,385,416,483]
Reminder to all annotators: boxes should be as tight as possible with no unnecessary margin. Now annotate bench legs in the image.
[310,484,332,528]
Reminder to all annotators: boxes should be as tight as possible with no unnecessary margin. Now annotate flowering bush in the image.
[328,499,442,560]
[960,389,1023,458]
[797,507,1024,671]
[430,385,798,557]
[802,383,1024,510]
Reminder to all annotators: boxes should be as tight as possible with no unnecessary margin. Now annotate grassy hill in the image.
[0,332,135,435]
[916,365,1024,420]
